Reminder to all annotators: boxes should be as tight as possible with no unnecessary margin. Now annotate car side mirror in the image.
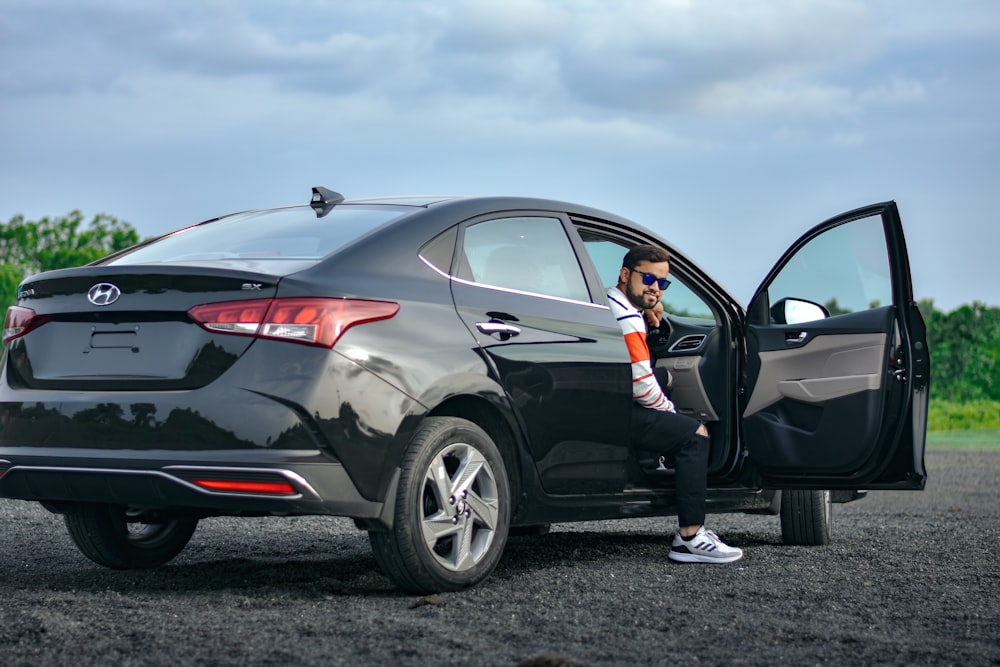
[770,297,829,325]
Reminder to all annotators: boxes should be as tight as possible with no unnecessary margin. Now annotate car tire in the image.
[779,489,832,546]
[63,503,199,569]
[369,416,511,594]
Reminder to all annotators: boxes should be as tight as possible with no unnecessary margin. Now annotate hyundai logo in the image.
[87,283,122,306]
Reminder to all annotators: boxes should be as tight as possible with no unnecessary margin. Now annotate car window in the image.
[765,214,892,322]
[418,225,458,274]
[106,205,408,265]
[460,216,590,302]
[583,239,716,321]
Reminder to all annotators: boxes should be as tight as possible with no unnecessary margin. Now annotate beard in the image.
[626,285,659,310]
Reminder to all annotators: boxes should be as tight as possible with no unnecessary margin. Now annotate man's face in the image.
[621,260,670,310]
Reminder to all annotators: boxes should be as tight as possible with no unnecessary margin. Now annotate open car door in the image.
[742,202,928,490]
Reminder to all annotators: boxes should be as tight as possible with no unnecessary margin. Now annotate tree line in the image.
[0,212,997,414]
[918,300,1000,404]
[0,211,140,307]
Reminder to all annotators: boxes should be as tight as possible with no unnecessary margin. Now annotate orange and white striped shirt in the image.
[606,286,675,413]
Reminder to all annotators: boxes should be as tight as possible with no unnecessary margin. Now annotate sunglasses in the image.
[630,268,671,291]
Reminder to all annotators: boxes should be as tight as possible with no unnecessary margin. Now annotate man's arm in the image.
[607,288,675,412]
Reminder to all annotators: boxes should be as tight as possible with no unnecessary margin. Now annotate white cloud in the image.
[0,0,997,310]
[858,76,927,105]
[0,0,924,123]
[689,80,857,118]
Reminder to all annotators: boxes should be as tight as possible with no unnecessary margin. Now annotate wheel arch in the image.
[375,370,536,526]
[428,394,531,517]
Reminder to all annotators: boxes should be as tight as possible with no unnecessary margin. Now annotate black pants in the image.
[630,404,708,528]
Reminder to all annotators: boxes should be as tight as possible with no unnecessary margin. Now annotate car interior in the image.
[578,234,734,477]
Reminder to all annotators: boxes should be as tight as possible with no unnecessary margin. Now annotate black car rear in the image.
[0,199,439,515]
[5,267,277,391]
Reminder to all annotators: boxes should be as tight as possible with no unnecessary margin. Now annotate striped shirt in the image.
[606,286,675,413]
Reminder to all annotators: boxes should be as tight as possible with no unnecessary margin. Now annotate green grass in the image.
[927,428,1000,451]
[928,399,1000,431]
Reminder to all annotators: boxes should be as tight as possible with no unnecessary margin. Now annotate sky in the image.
[1,0,997,311]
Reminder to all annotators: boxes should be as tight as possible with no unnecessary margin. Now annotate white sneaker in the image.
[668,526,743,564]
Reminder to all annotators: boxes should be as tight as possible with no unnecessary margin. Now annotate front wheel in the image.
[369,417,511,594]
[63,503,199,569]
[780,489,832,545]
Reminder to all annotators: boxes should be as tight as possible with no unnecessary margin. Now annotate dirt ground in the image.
[1,449,997,666]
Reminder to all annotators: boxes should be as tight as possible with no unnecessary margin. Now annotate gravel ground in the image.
[1,449,998,666]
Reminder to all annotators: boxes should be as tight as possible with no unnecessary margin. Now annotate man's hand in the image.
[645,301,664,329]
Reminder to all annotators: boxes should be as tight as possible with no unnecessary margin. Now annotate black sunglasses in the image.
[630,268,670,291]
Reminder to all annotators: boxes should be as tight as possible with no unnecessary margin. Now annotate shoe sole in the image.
[668,550,743,564]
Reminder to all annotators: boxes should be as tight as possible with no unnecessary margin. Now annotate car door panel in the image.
[744,326,890,473]
[742,202,927,489]
[745,330,888,416]
[452,284,632,495]
[776,372,882,404]
[450,214,633,496]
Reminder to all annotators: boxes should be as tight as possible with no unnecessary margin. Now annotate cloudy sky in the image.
[1,0,997,310]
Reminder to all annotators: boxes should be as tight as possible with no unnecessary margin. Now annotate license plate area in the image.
[90,330,138,349]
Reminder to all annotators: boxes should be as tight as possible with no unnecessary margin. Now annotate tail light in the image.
[2,306,46,345]
[188,297,399,348]
[191,479,296,495]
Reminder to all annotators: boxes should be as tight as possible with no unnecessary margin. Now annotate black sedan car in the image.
[0,188,928,593]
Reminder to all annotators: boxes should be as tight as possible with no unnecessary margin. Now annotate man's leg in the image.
[630,404,708,530]
[631,405,742,563]
[671,431,710,534]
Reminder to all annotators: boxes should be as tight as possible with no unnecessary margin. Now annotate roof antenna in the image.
[310,186,345,218]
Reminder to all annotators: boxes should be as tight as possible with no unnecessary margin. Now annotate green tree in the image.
[920,299,1000,402]
[823,297,852,317]
[0,211,142,309]
[0,265,23,311]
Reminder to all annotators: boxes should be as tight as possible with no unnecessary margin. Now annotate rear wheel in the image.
[780,490,832,545]
[63,503,199,569]
[369,417,510,594]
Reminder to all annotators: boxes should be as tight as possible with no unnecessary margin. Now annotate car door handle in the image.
[476,321,521,341]
[785,331,808,345]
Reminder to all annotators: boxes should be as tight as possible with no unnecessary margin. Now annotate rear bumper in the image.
[0,452,397,525]
[0,342,420,503]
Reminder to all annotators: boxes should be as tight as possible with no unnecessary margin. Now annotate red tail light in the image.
[187,299,272,337]
[188,298,399,348]
[192,479,296,495]
[2,306,44,345]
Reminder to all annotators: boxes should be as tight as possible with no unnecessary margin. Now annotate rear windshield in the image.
[106,205,408,265]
